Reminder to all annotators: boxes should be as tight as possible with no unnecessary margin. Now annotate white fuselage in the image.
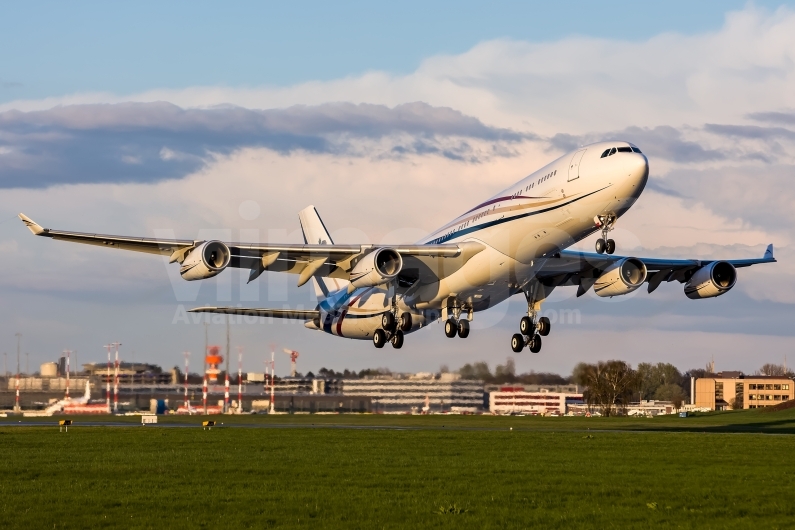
[313,141,649,339]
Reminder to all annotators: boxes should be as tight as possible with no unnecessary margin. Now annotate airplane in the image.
[27,381,96,416]
[19,141,776,353]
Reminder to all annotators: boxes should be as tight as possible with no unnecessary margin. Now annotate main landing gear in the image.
[511,284,553,353]
[511,315,550,353]
[373,311,412,349]
[594,214,617,255]
[443,305,471,340]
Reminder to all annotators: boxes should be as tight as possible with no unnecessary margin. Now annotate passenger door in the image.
[568,149,586,182]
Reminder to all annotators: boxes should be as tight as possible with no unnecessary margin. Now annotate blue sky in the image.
[1,1,794,377]
[1,1,790,101]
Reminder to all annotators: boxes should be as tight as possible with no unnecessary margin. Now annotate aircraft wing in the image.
[19,214,482,285]
[188,307,319,320]
[536,244,776,296]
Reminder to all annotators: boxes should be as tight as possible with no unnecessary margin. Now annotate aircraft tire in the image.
[391,330,404,349]
[381,312,396,332]
[457,319,470,338]
[519,316,533,335]
[511,333,524,353]
[399,312,412,332]
[529,334,542,353]
[595,239,605,254]
[444,319,458,338]
[373,329,387,348]
[606,239,616,254]
[538,316,551,336]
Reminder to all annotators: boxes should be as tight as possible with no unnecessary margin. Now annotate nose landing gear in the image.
[594,214,617,254]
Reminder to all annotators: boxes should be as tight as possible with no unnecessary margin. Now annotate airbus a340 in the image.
[19,142,775,352]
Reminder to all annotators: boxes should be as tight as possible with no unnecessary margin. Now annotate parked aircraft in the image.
[19,142,775,352]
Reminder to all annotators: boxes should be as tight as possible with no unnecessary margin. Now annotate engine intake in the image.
[594,257,647,297]
[684,261,736,299]
[180,241,231,281]
[349,248,403,289]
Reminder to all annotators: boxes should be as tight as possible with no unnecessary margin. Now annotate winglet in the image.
[18,213,45,235]
[764,244,774,260]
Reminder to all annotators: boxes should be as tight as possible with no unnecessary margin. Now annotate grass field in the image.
[2,410,794,529]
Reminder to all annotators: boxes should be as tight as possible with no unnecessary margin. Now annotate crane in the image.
[283,348,299,377]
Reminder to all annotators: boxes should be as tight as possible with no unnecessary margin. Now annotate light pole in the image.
[15,333,21,379]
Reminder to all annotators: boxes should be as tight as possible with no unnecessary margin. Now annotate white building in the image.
[489,387,584,415]
[342,374,484,412]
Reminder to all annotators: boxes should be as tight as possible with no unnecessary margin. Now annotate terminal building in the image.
[488,386,584,415]
[694,372,794,410]
[342,373,484,413]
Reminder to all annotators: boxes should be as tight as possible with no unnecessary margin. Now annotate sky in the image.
[1,1,794,378]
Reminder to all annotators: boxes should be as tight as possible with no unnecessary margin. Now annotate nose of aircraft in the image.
[625,153,649,196]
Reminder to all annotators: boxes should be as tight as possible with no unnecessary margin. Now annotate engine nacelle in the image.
[684,261,736,299]
[349,248,403,289]
[594,258,648,297]
[179,241,231,281]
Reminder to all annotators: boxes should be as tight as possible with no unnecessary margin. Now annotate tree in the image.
[573,360,640,416]
[758,363,794,377]
[654,383,686,410]
[637,362,684,401]
[494,358,516,383]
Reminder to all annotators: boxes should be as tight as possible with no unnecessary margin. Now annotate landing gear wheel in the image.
[519,316,534,335]
[595,238,606,254]
[391,330,404,349]
[457,319,470,338]
[528,334,542,353]
[373,329,387,349]
[399,313,412,332]
[444,319,458,338]
[381,312,396,332]
[605,239,616,254]
[537,316,551,336]
[511,333,525,353]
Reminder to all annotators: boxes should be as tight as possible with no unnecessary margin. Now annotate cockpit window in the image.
[601,145,642,158]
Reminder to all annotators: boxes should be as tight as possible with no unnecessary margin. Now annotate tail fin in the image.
[298,205,350,299]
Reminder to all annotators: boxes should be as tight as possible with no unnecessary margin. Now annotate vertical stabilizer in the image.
[298,205,350,299]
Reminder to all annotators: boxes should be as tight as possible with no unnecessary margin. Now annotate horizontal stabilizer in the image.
[188,306,318,320]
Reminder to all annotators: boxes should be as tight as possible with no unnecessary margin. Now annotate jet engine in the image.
[179,241,231,280]
[349,248,403,289]
[684,261,736,299]
[594,258,647,297]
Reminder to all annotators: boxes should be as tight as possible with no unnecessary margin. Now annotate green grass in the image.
[1,410,795,529]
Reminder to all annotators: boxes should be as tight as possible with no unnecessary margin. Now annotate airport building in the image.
[341,373,485,413]
[488,386,584,415]
[694,373,794,410]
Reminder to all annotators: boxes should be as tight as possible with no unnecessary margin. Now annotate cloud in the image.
[0,101,534,188]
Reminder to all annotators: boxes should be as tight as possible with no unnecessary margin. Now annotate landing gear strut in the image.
[511,283,554,353]
[594,214,617,255]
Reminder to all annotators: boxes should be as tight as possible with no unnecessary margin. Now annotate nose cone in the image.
[626,153,648,196]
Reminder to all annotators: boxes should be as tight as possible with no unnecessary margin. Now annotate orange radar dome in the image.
[205,355,223,365]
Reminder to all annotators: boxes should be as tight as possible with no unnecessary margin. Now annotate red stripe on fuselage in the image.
[335,293,364,337]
